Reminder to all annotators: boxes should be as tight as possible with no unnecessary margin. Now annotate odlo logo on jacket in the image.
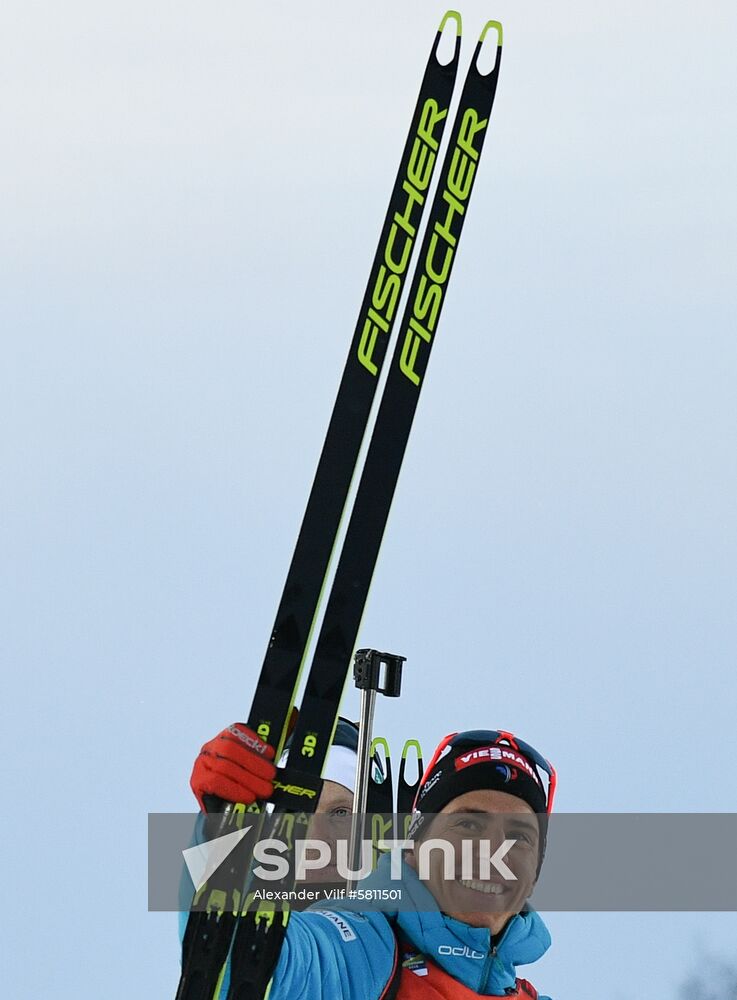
[437,945,484,960]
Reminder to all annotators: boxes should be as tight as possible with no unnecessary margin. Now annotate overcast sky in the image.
[2,1,736,996]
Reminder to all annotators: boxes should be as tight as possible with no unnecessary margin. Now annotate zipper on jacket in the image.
[480,917,517,994]
[479,943,499,993]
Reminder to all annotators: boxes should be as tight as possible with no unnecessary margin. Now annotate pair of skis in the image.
[177,11,503,999]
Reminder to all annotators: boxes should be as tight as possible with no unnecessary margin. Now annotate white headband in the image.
[278,743,358,794]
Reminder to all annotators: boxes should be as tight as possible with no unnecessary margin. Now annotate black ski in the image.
[177,14,461,1000]
[226,20,504,1000]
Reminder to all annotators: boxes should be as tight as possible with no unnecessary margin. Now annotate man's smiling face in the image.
[408,788,540,934]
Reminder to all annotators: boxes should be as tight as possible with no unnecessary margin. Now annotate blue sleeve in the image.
[268,909,396,1000]
[178,811,396,998]
[180,898,395,999]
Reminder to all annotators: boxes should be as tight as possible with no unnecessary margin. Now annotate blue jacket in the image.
[180,855,552,998]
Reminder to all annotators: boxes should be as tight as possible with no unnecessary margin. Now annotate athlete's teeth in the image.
[458,879,503,895]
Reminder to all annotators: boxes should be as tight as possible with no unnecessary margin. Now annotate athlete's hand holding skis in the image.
[190,724,276,812]
[190,715,363,814]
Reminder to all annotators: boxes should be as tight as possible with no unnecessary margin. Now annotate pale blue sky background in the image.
[2,1,736,996]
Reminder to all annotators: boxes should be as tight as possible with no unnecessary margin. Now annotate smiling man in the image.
[181,727,556,998]
[403,730,552,939]
[408,790,541,930]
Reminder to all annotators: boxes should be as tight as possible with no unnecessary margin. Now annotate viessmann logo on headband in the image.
[454,746,542,785]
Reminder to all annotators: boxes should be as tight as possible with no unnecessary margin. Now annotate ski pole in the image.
[348,649,405,886]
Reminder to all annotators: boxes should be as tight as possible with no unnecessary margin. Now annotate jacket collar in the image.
[386,857,551,992]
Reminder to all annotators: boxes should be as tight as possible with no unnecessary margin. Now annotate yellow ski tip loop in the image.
[476,20,503,76]
[439,10,462,36]
[437,11,462,67]
[480,19,503,47]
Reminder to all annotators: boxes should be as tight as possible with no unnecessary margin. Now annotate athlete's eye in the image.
[330,806,351,818]
[454,817,482,832]
[508,826,536,846]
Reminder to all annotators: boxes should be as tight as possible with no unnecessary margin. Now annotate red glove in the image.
[190,723,277,812]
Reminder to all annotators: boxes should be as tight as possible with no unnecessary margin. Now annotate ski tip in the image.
[401,739,422,758]
[479,19,503,48]
[439,10,462,37]
[475,20,503,77]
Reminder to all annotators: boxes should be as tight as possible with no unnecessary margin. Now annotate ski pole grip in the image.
[353,648,406,697]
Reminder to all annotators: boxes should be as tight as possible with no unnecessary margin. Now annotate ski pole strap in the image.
[368,737,394,814]
[368,738,395,864]
[397,739,423,815]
